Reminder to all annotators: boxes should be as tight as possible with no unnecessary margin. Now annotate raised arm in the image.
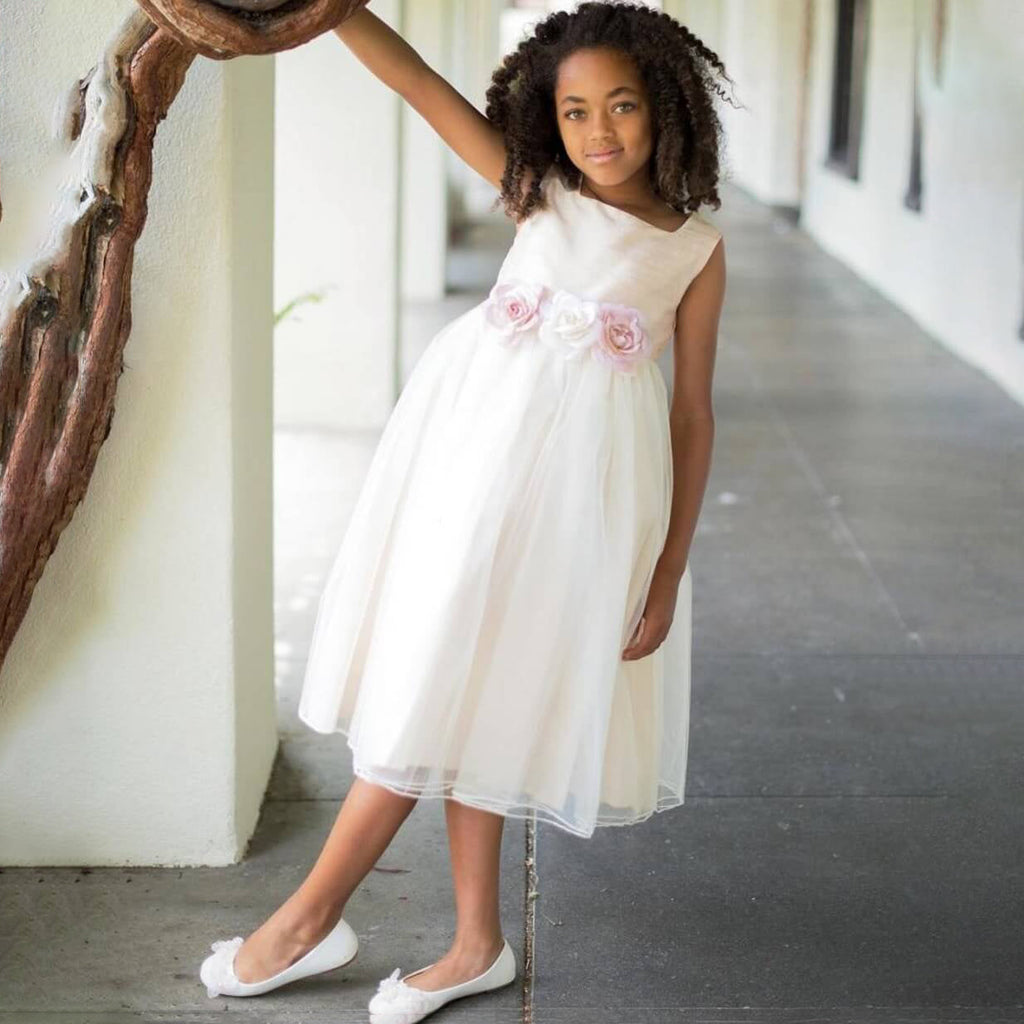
[333,8,507,192]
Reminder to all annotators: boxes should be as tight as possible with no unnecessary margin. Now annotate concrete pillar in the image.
[274,0,403,428]
[448,0,504,220]
[401,0,449,304]
[665,0,806,208]
[0,3,277,865]
[664,0,726,45]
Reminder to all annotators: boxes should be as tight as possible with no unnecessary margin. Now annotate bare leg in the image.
[233,777,417,983]
[400,797,507,992]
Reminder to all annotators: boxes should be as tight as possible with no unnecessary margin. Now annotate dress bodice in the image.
[492,167,722,359]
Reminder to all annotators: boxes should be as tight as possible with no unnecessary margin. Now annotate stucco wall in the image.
[0,4,277,865]
[800,0,1024,405]
[668,0,1024,406]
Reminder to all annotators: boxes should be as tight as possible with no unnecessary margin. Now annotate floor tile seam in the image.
[722,336,924,651]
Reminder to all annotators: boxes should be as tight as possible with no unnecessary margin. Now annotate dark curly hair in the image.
[484,1,740,225]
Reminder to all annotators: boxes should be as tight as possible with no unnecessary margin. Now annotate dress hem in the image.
[299,710,687,840]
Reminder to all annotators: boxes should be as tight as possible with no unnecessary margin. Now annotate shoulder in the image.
[674,214,725,316]
[682,213,724,273]
[684,211,723,247]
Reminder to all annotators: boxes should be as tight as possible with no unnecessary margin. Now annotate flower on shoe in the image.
[484,280,548,340]
[538,289,602,360]
[373,967,436,1013]
[593,302,650,371]
[201,936,244,998]
[210,936,244,955]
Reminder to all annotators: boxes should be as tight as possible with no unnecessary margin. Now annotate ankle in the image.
[450,933,505,961]
[277,899,345,942]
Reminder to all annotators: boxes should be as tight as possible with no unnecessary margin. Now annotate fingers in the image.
[622,640,655,660]
[621,616,656,660]
[621,605,677,660]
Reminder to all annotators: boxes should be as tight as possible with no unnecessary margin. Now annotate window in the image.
[826,0,870,180]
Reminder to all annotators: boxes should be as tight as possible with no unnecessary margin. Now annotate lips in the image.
[588,147,622,158]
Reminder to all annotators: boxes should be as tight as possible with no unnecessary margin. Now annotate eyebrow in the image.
[559,85,639,105]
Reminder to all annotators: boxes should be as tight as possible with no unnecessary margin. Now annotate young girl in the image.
[200,2,730,1019]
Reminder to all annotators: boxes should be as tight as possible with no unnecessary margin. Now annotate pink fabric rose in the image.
[592,303,651,371]
[485,281,549,341]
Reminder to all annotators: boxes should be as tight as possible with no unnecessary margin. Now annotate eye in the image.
[564,101,636,121]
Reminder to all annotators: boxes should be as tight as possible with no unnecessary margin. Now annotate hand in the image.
[620,558,684,661]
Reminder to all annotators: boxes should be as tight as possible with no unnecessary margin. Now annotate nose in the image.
[588,111,617,146]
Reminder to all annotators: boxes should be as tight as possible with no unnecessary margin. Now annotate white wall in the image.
[0,3,277,865]
[801,0,1024,405]
[668,0,1024,407]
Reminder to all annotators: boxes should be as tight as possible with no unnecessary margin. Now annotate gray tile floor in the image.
[2,183,1022,1022]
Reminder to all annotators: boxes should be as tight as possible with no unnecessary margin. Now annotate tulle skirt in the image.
[297,300,692,838]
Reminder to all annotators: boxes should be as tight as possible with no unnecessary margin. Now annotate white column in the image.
[664,0,805,207]
[0,2,277,866]
[274,0,403,429]
[401,0,449,303]
[449,0,504,219]
[663,0,726,51]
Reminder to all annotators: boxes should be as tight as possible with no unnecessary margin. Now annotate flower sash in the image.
[483,279,654,372]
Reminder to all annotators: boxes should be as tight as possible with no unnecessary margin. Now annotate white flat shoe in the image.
[367,938,516,1024]
[199,914,358,998]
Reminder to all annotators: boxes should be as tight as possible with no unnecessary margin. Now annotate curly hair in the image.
[484,1,740,225]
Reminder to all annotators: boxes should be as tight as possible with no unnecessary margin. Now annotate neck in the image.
[580,167,662,210]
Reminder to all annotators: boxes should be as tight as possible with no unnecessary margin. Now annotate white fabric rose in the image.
[538,289,602,360]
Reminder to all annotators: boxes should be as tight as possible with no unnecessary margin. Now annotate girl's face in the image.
[553,47,654,185]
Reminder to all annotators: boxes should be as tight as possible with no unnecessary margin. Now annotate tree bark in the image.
[135,0,368,58]
[0,0,369,677]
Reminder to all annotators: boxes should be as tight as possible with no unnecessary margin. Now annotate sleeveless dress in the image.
[298,166,723,838]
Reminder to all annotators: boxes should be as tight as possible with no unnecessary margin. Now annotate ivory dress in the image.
[298,166,723,838]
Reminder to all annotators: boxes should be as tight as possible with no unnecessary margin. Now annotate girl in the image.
[200,2,730,1019]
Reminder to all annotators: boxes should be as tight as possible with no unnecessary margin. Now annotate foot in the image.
[232,908,340,985]
[402,938,506,993]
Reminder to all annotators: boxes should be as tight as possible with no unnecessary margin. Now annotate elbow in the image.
[669,407,715,430]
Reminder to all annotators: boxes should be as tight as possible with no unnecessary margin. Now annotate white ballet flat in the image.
[199,914,358,998]
[367,938,516,1024]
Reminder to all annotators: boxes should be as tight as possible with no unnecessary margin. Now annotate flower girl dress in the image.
[298,166,722,838]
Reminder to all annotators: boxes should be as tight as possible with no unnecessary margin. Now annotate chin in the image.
[589,165,637,184]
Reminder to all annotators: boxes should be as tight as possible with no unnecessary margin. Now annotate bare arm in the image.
[619,238,726,660]
[333,8,509,192]
[660,239,726,577]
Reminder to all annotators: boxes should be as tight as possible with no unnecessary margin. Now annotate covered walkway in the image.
[3,180,1021,1020]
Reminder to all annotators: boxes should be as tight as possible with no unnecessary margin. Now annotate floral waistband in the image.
[483,278,656,373]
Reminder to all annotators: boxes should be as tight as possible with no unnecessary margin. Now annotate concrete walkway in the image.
[2,182,1022,1021]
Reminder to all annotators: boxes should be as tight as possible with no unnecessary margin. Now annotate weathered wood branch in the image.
[135,0,367,58]
[0,0,369,679]
[0,13,195,672]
